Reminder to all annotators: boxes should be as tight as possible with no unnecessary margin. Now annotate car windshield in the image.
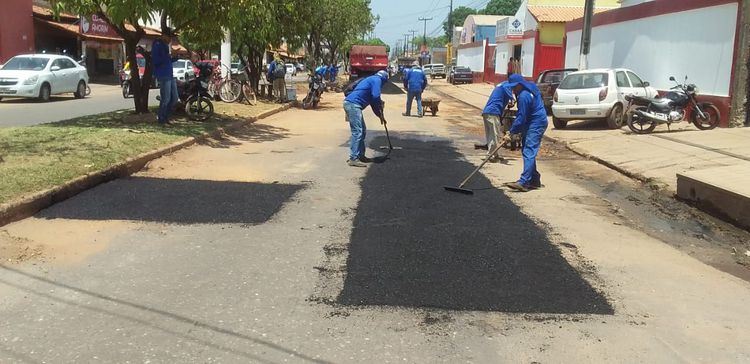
[2,57,50,71]
[559,72,609,89]
[172,60,186,68]
[455,67,470,72]
[541,70,575,83]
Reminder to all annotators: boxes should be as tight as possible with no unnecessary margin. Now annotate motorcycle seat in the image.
[626,94,665,105]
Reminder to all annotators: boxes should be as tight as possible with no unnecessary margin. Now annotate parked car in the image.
[285,63,296,76]
[537,68,577,112]
[448,66,473,84]
[0,54,89,102]
[551,68,658,129]
[172,59,196,82]
[425,63,446,79]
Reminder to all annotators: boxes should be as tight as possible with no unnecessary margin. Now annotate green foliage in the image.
[443,6,475,39]
[412,35,449,49]
[482,0,522,16]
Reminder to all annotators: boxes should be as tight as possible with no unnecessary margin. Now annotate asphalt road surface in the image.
[1,88,749,362]
[0,83,159,127]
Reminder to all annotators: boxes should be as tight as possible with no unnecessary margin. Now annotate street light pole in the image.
[403,33,410,56]
[418,17,433,50]
[409,29,417,55]
[578,0,595,70]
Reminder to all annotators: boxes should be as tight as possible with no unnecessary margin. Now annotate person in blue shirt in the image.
[267,59,277,82]
[152,35,177,125]
[315,65,326,77]
[480,81,515,162]
[502,73,548,192]
[342,70,389,167]
[329,64,338,82]
[402,63,427,117]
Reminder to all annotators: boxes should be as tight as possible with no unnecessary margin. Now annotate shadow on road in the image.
[198,123,293,149]
[336,137,613,315]
[38,177,303,225]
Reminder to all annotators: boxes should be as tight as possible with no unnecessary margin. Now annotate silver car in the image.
[0,54,89,102]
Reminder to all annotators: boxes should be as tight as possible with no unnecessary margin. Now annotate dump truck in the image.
[348,45,388,80]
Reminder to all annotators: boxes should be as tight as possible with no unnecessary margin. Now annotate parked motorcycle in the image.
[302,74,325,109]
[156,62,214,121]
[625,75,720,134]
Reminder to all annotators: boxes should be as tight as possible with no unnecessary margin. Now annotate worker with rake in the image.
[503,74,548,192]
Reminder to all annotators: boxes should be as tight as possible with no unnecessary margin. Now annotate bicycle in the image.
[206,64,242,103]
[235,66,257,105]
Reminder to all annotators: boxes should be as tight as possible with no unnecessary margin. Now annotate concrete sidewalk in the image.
[429,80,750,227]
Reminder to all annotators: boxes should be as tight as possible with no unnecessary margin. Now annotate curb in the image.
[0,103,294,227]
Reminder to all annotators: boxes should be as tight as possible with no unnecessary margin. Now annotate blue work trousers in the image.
[157,77,179,123]
[344,101,367,161]
[518,121,547,187]
[406,90,423,116]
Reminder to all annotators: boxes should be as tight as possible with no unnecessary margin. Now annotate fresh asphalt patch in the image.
[336,137,613,315]
[38,177,303,225]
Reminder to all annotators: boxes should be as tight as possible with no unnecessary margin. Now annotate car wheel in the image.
[74,80,87,98]
[607,103,624,129]
[552,116,568,129]
[38,83,51,102]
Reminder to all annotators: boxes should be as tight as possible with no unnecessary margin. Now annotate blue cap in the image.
[377,70,389,81]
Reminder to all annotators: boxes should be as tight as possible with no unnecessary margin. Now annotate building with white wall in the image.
[564,0,740,126]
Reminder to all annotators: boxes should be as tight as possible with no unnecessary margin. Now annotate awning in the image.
[34,17,123,42]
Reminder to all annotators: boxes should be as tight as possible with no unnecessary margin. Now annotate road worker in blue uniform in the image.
[480,81,514,162]
[342,70,389,167]
[402,63,427,117]
[503,73,548,192]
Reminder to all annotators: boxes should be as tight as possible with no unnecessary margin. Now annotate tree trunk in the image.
[730,0,750,127]
[124,39,151,114]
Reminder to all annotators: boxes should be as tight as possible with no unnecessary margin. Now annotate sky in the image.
[370,0,489,47]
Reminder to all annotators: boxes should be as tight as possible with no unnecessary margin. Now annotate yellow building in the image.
[493,0,619,80]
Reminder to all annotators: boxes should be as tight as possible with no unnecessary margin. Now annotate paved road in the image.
[1,89,749,362]
[0,83,159,127]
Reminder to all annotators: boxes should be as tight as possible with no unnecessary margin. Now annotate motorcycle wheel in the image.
[122,82,131,98]
[692,103,720,130]
[185,96,214,121]
[302,94,312,109]
[627,107,657,134]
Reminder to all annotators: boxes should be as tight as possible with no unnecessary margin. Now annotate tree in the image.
[411,35,449,49]
[443,6,475,39]
[50,0,231,113]
[482,0,522,16]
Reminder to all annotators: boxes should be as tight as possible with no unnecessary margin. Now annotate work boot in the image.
[503,181,530,192]
[347,159,367,168]
[402,112,411,117]
[358,156,371,163]
[528,182,545,189]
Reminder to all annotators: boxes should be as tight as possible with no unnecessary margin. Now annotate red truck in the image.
[348,45,388,80]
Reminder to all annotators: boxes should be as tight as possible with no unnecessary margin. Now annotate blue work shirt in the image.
[344,74,386,117]
[267,60,277,80]
[315,66,326,76]
[405,67,427,92]
[510,90,548,134]
[483,82,513,115]
[151,39,174,80]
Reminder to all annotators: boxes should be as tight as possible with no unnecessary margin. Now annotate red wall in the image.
[0,0,34,64]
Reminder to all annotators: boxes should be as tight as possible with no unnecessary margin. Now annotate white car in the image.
[172,59,195,82]
[285,63,296,76]
[0,54,89,102]
[551,68,658,129]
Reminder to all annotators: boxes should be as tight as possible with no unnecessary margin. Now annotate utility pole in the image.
[418,17,433,50]
[578,0,595,70]
[403,33,410,56]
[409,29,418,55]
[448,0,453,62]
[729,0,750,126]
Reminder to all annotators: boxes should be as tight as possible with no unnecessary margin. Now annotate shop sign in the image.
[80,14,119,38]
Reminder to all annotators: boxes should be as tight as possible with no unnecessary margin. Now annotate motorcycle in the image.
[625,75,720,134]
[302,74,325,109]
[156,62,214,121]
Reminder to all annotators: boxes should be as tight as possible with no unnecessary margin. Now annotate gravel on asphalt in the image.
[337,137,613,314]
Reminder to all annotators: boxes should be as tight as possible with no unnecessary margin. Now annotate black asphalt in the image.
[38,177,303,225]
[337,137,613,314]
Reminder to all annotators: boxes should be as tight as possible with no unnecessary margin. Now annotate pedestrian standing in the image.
[507,57,515,76]
[480,81,514,162]
[503,74,548,192]
[152,35,177,126]
[267,58,277,100]
[271,57,287,103]
[402,63,427,117]
[342,70,389,167]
